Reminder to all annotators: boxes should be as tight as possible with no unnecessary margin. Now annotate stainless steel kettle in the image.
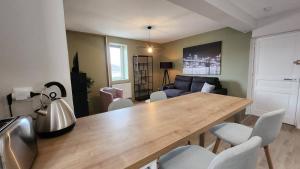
[35,82,76,138]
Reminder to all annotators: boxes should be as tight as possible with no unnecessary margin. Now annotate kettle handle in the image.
[44,82,67,97]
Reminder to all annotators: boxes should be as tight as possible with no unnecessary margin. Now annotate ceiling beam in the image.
[168,0,256,33]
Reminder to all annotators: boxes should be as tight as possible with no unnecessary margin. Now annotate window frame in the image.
[108,43,129,83]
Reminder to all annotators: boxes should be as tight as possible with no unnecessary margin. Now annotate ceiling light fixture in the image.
[137,25,159,53]
[147,25,153,53]
[147,46,153,53]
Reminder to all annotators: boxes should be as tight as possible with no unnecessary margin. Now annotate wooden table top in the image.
[32,93,251,169]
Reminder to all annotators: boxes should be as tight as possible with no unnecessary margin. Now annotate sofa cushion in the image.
[164,89,186,98]
[174,75,193,91]
[191,77,221,92]
[179,91,192,96]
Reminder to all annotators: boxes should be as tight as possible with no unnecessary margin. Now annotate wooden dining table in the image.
[32,92,251,169]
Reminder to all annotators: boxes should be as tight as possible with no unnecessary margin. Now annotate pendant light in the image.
[147,25,153,53]
[147,46,153,53]
[137,25,159,53]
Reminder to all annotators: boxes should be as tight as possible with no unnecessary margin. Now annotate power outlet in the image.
[12,87,33,100]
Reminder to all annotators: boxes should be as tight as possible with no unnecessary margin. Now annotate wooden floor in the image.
[135,101,300,168]
[189,116,300,169]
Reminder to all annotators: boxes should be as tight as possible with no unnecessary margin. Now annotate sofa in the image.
[162,75,227,98]
[99,87,123,113]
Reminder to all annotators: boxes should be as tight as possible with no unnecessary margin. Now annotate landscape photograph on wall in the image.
[183,41,222,75]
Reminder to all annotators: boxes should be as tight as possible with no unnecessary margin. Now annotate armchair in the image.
[99,87,123,113]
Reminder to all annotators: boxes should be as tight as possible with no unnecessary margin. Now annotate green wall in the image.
[160,28,251,97]
[66,31,161,114]
[66,28,251,114]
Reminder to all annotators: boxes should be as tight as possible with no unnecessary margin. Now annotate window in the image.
[109,43,129,81]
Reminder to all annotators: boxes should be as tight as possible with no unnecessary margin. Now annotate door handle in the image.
[294,60,300,65]
[283,78,297,81]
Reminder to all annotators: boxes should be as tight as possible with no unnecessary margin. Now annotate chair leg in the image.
[199,133,205,147]
[213,138,221,153]
[264,145,274,169]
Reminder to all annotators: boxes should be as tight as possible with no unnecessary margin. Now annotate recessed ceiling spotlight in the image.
[263,6,272,12]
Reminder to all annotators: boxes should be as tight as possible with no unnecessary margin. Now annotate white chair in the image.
[159,136,262,169]
[210,109,285,169]
[150,91,167,102]
[107,98,134,111]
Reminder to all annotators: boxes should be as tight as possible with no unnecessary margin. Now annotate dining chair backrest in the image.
[108,98,134,111]
[250,109,285,146]
[208,136,262,169]
[150,91,167,102]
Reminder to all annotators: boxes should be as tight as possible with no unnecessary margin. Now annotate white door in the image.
[251,32,300,125]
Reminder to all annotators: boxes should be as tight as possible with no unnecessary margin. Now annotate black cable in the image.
[6,94,13,117]
[6,92,46,117]
[30,92,40,97]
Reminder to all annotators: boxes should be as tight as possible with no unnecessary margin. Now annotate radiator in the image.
[112,82,132,99]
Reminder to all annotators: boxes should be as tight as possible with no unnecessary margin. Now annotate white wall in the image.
[253,10,300,37]
[0,0,73,118]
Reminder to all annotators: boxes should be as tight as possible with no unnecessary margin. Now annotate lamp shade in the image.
[160,62,173,69]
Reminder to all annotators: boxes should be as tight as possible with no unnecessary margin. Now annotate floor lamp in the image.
[160,62,173,86]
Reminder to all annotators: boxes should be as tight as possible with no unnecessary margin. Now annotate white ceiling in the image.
[229,0,300,19]
[63,0,224,43]
[64,0,300,43]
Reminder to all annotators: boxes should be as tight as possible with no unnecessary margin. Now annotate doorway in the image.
[248,31,300,128]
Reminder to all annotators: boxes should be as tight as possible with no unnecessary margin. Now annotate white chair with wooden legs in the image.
[150,91,167,102]
[108,98,134,111]
[210,109,285,169]
[159,136,262,169]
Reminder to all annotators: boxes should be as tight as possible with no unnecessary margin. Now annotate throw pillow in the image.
[201,82,215,93]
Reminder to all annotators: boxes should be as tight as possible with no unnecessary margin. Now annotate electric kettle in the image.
[35,82,76,138]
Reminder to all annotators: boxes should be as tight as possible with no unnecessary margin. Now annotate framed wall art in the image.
[183,41,222,75]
